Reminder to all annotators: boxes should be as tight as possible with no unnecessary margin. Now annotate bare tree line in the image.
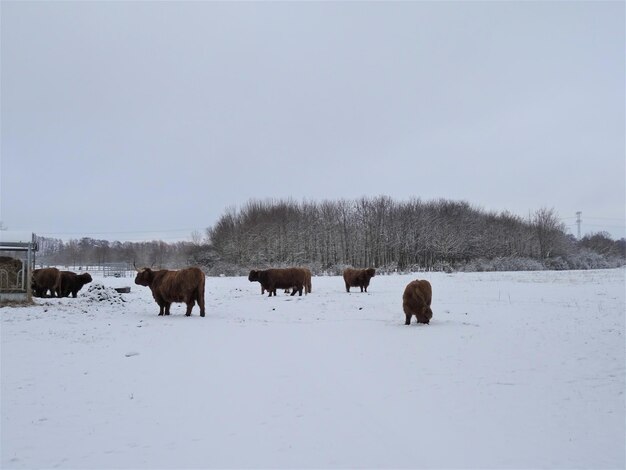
[207,197,624,272]
[35,237,212,270]
[34,196,625,273]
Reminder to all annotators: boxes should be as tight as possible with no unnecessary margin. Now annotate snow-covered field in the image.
[1,268,624,469]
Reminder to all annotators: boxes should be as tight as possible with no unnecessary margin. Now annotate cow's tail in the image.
[197,274,206,316]
[54,272,62,298]
[306,276,312,294]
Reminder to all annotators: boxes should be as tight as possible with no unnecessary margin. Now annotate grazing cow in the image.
[343,268,376,293]
[55,271,93,298]
[402,279,433,325]
[134,267,206,317]
[32,267,60,297]
[248,268,306,297]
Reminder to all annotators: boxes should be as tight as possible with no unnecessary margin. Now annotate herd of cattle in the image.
[31,267,93,298]
[29,266,433,325]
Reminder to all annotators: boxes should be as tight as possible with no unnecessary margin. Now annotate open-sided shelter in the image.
[0,232,38,303]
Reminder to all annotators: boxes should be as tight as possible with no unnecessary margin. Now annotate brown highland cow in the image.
[32,267,61,297]
[56,271,93,298]
[135,267,206,317]
[343,268,376,293]
[248,268,306,297]
[402,279,433,325]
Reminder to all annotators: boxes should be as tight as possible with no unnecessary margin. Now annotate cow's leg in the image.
[405,313,411,325]
[158,303,165,316]
[185,300,195,316]
[164,303,171,315]
[360,286,364,292]
[345,284,350,293]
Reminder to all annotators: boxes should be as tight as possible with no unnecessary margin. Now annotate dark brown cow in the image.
[258,268,311,295]
[55,271,93,298]
[402,279,433,325]
[134,267,206,317]
[343,268,376,293]
[32,267,60,297]
[248,268,305,297]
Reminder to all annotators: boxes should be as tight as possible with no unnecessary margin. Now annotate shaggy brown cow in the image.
[56,271,93,298]
[248,268,305,297]
[32,267,60,297]
[402,279,433,325]
[134,267,206,317]
[258,268,311,295]
[343,268,376,293]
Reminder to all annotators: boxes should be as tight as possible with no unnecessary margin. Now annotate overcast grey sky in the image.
[1,1,624,242]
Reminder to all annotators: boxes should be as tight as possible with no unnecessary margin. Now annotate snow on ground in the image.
[1,268,624,469]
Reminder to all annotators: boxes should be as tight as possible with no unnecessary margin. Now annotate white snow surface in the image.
[1,269,624,469]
